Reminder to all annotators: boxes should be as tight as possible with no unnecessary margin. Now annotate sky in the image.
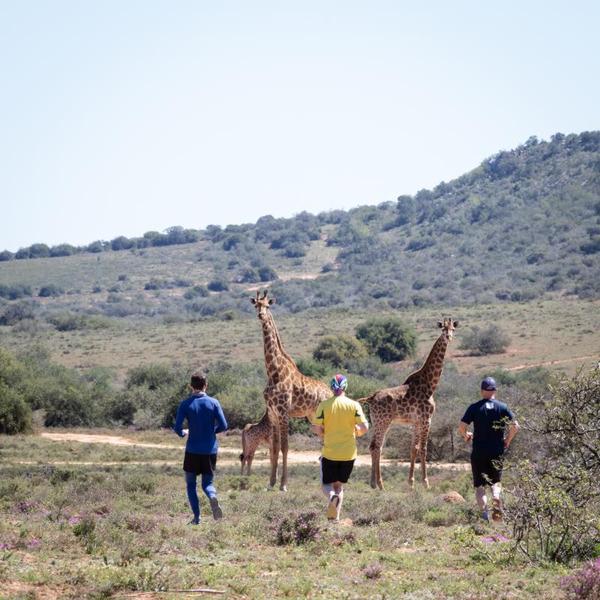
[1,1,599,252]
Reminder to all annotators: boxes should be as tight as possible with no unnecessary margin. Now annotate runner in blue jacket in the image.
[174,371,228,524]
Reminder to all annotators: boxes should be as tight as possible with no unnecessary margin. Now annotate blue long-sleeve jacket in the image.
[173,392,228,454]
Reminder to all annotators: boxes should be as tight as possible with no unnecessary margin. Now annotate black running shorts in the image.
[183,452,217,475]
[470,454,503,488]
[321,456,355,484]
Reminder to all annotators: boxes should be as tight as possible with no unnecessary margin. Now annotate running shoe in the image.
[327,494,340,520]
[491,498,503,522]
[209,496,223,520]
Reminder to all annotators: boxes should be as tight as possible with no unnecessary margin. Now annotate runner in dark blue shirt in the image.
[458,377,519,522]
[173,371,228,524]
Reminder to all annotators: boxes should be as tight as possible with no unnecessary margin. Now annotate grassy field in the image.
[0,430,573,600]
[2,297,598,380]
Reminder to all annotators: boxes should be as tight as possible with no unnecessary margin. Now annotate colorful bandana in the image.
[330,373,348,395]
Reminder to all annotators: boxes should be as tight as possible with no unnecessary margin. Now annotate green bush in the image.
[506,368,600,562]
[355,317,417,362]
[125,363,181,390]
[312,335,368,367]
[0,382,32,434]
[459,324,511,356]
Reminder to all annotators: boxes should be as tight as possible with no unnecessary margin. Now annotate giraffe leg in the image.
[408,425,419,489]
[269,425,280,489]
[279,412,290,492]
[419,421,431,489]
[369,423,389,490]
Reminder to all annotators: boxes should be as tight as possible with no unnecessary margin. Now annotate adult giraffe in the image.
[250,290,330,491]
[360,318,458,490]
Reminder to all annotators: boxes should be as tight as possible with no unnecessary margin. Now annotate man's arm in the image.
[504,420,520,449]
[458,421,473,442]
[214,401,228,434]
[312,424,324,438]
[173,402,186,437]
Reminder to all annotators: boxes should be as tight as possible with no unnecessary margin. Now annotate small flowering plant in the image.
[561,558,600,600]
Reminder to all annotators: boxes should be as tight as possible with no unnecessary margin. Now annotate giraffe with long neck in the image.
[239,411,272,475]
[251,290,331,491]
[360,318,458,490]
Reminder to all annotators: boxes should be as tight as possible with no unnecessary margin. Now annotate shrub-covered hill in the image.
[0,131,598,322]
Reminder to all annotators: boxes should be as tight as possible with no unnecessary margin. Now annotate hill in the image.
[1,131,598,326]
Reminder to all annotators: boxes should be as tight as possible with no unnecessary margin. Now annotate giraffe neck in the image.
[408,333,449,393]
[260,312,297,381]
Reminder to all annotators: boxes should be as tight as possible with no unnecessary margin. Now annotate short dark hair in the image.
[190,371,207,390]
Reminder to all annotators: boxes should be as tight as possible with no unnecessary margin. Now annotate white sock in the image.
[491,483,502,502]
[475,486,488,511]
[335,489,344,519]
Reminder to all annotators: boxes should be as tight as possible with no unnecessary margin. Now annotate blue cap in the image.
[481,377,497,391]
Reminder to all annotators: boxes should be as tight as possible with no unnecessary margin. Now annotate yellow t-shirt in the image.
[314,394,368,461]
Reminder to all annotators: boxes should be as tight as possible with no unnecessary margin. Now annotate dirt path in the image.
[32,432,469,470]
[505,354,597,371]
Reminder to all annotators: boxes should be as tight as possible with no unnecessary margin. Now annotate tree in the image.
[111,236,134,251]
[355,317,417,362]
[28,243,50,258]
[50,244,77,257]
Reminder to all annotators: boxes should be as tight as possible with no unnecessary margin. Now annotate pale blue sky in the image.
[1,1,599,251]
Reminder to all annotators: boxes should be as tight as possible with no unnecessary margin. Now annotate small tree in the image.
[355,317,417,362]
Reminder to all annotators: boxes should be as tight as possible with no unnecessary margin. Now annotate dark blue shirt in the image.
[461,398,514,458]
[174,392,228,455]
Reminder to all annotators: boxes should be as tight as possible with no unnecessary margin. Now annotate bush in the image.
[126,364,180,390]
[275,511,321,545]
[47,313,87,331]
[312,335,368,368]
[0,382,32,434]
[258,266,278,281]
[505,368,600,562]
[44,388,97,427]
[0,302,36,326]
[207,279,229,292]
[38,284,64,297]
[561,559,600,600]
[355,317,417,362]
[459,324,511,356]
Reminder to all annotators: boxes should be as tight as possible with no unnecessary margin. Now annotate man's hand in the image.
[311,424,324,439]
[182,428,189,437]
[355,423,368,437]
[464,431,473,443]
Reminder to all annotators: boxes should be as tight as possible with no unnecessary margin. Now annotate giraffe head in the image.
[250,289,274,322]
[437,317,459,341]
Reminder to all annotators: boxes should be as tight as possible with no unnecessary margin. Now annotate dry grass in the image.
[2,297,598,380]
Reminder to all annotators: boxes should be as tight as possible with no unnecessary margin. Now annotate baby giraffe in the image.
[239,412,272,475]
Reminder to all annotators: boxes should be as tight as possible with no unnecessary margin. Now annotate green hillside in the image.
[1,131,599,327]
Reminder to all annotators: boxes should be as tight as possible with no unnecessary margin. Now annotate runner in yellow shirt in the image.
[312,374,369,521]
